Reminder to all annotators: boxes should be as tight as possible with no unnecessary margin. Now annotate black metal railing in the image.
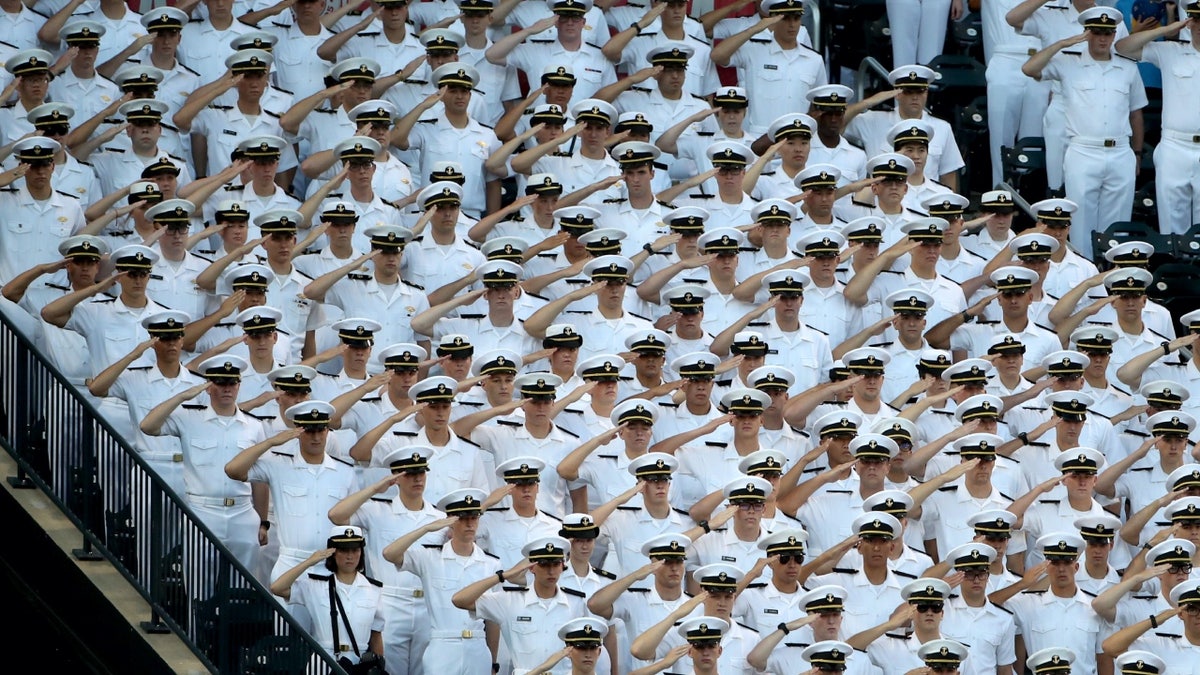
[0,311,342,675]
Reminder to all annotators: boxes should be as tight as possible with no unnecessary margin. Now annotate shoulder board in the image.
[825,489,852,494]
[736,621,759,632]
[92,297,117,303]
[585,42,602,49]
[457,433,482,447]
[271,21,288,27]
[749,37,772,43]
[628,587,650,592]
[182,403,208,410]
[402,279,425,290]
[101,147,126,154]
[561,587,586,598]
[989,601,1013,614]
[1149,328,1171,341]
[313,107,337,114]
[361,396,382,403]
[1085,320,1112,326]
[745,582,768,589]
[1062,50,1082,56]
[850,199,874,208]
[487,507,509,512]
[696,131,715,137]
[629,85,651,93]
[539,509,563,521]
[1020,589,1047,594]
[458,314,486,319]
[885,633,911,640]
[551,151,573,157]
[593,567,616,580]
[307,572,333,581]
[484,550,500,559]
[672,507,691,516]
[905,208,925,216]
[800,42,819,54]
[831,567,859,574]
[179,62,201,76]
[964,248,988,260]
[1112,384,1131,395]
[224,184,245,191]
[705,442,728,448]
[1116,52,1138,63]
[365,576,383,587]
[868,341,893,348]
[1028,441,1050,447]
[657,401,679,408]
[331,455,353,467]
[937,485,958,492]
[617,505,642,511]
[502,585,527,591]
[459,401,483,407]
[45,282,71,292]
[127,365,153,371]
[603,197,627,204]
[495,419,522,427]
[421,543,442,549]
[358,31,381,36]
[714,379,732,387]
[1022,406,1046,412]
[1130,466,1153,472]
[1037,499,1060,505]
[879,269,903,275]
[597,453,618,460]
[1080,589,1098,598]
[417,118,438,124]
[55,190,80,199]
[999,492,1016,501]
[687,193,713,199]
[1131,594,1158,600]
[805,323,828,336]
[557,425,580,438]
[208,104,232,110]
[529,38,555,43]
[245,412,276,421]
[931,409,954,416]
[0,102,14,109]
[263,110,281,119]
[1090,409,1112,420]
[894,570,917,579]
[370,496,393,503]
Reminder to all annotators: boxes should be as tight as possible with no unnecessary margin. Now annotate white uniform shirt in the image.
[160,405,265,499]
[1041,49,1148,140]
[847,110,966,181]
[178,18,255,85]
[247,447,357,554]
[1004,589,1105,674]
[726,36,827,134]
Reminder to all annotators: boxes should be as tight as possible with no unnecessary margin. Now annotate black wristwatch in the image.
[496,570,506,584]
[777,622,791,635]
[960,310,975,324]
[259,520,271,530]
[1163,341,1172,356]
[699,519,710,534]
[643,242,655,253]
[1018,432,1029,446]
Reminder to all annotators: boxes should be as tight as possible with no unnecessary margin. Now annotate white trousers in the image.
[424,634,492,675]
[380,589,431,675]
[887,0,953,65]
[1064,141,1136,260]
[986,53,1046,186]
[1154,134,1200,234]
[1043,94,1068,190]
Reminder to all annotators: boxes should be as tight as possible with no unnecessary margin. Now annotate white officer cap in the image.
[554,205,601,230]
[738,449,788,476]
[645,41,695,66]
[670,350,720,378]
[989,265,1040,291]
[230,30,278,51]
[697,227,745,253]
[470,348,520,376]
[348,98,397,124]
[496,455,546,481]
[624,329,671,352]
[886,118,936,150]
[26,102,74,127]
[475,259,523,286]
[328,56,379,82]
[526,172,563,195]
[224,48,273,72]
[1070,325,1120,351]
[236,134,288,158]
[436,334,473,357]
[766,112,817,142]
[569,98,617,125]
[1114,651,1166,675]
[140,6,188,31]
[917,639,968,669]
[900,577,951,603]
[114,64,165,88]
[60,19,106,43]
[692,564,743,589]
[375,343,427,370]
[558,512,600,538]
[128,181,160,202]
[1103,267,1153,294]
[676,616,729,644]
[1053,447,1106,474]
[431,161,469,185]
[799,584,849,612]
[1148,538,1197,568]
[197,354,250,381]
[615,111,655,134]
[1141,379,1191,406]
[540,63,576,85]
[576,353,625,380]
[1028,648,1077,674]
[981,189,1015,211]
[235,305,283,333]
[851,511,902,538]
[866,152,915,178]
[284,400,335,426]
[752,198,799,223]
[254,209,304,234]
[582,254,634,281]
[718,388,771,415]
[812,409,862,437]
[759,0,806,14]
[1078,5,1123,28]
[761,268,811,295]
[611,140,661,165]
[747,365,795,391]
[712,85,749,108]
[640,532,689,558]
[841,216,888,242]
[332,318,384,346]
[419,28,465,52]
[546,0,593,14]
[220,264,275,294]
[968,509,1017,535]
[705,140,753,166]
[57,235,109,259]
[872,417,918,445]
[1030,198,1078,223]
[842,346,891,373]
[557,618,607,645]
[794,163,842,191]
[1168,496,1200,523]
[862,489,913,517]
[418,181,464,209]
[922,192,971,219]
[953,394,1004,422]
[111,244,160,270]
[1073,513,1123,540]
[884,288,935,314]
[521,535,570,560]
[432,62,480,88]
[887,64,940,88]
[849,433,899,460]
[1009,232,1059,258]
[1035,532,1086,559]
[5,49,53,75]
[140,309,192,334]
[941,357,994,384]
[435,487,488,514]
[757,527,809,555]
[577,227,627,252]
[267,365,318,389]
[327,525,366,548]
[800,641,854,668]
[1103,240,1155,266]
[628,452,678,479]
[610,398,657,426]
[951,432,1005,459]
[333,135,382,162]
[1044,390,1095,420]
[1170,578,1200,606]
[806,84,854,107]
[1150,411,1198,439]
[663,283,711,313]
[899,217,948,241]
[944,541,997,568]
[118,99,171,126]
[11,137,61,161]
[514,372,564,398]
[144,198,196,223]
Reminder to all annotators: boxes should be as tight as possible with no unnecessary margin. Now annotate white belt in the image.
[994,46,1039,56]
[278,547,312,560]
[381,585,424,599]
[1070,136,1129,148]
[186,494,251,507]
[1162,129,1200,143]
[142,451,184,463]
[430,629,485,639]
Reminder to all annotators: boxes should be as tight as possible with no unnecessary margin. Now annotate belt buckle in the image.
[338,645,352,653]
[413,589,424,598]
[1103,139,1116,147]
[1028,48,1037,56]
[461,630,473,639]
[172,453,184,463]
[1193,135,1200,143]
[223,497,235,507]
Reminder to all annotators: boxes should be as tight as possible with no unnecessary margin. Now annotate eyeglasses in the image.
[642,476,672,483]
[1169,564,1194,574]
[914,603,943,613]
[961,569,990,579]
[736,502,765,511]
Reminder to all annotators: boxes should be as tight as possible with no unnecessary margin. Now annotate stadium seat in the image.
[1001,137,1046,197]
[927,54,986,119]
[1091,221,1173,267]
[950,12,983,57]
[1148,262,1200,330]
[1132,179,1159,230]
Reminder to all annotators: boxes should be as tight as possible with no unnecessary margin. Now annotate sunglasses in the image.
[914,603,943,613]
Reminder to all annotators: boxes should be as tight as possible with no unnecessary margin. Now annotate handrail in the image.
[995,181,1034,220]
[856,56,891,103]
[0,309,342,674]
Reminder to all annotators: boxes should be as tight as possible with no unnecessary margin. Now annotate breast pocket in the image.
[190,438,219,466]
[281,484,310,517]
[1172,62,1196,79]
